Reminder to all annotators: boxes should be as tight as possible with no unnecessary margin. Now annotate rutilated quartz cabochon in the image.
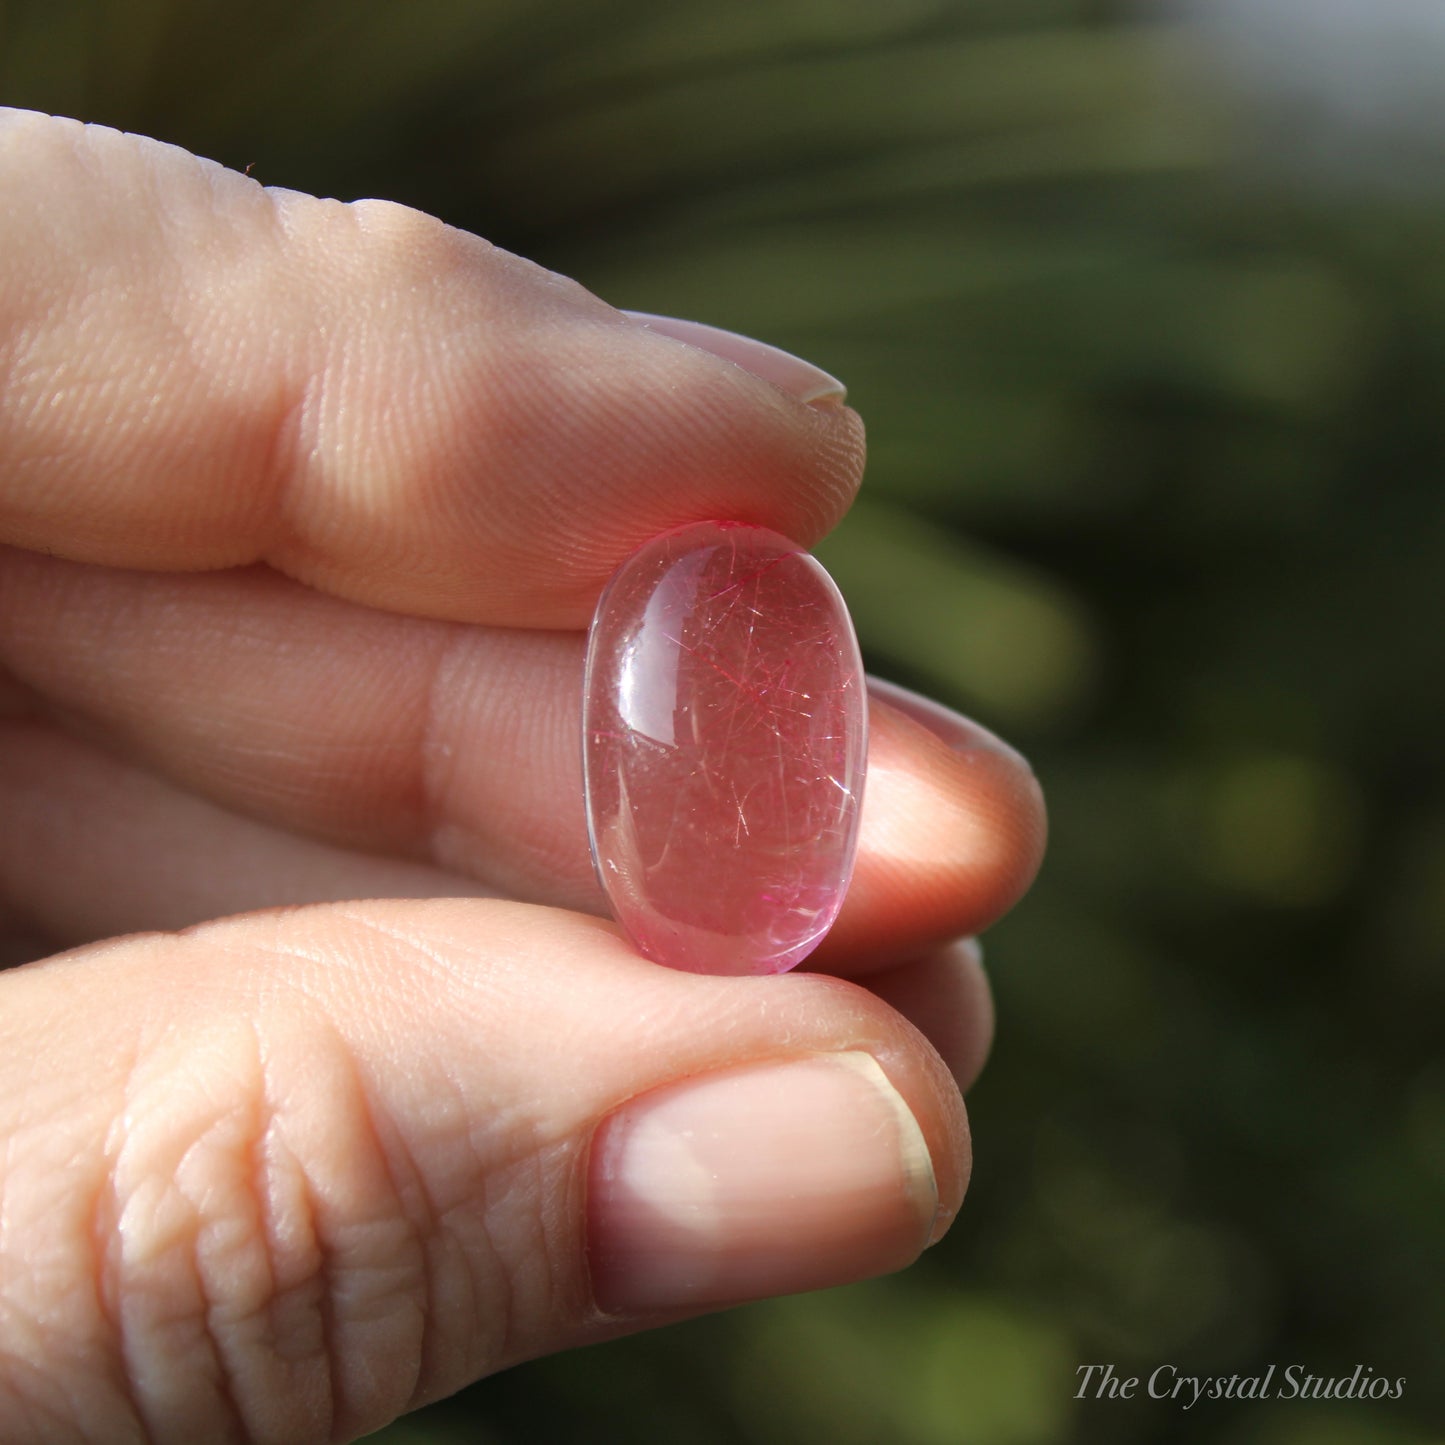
[583,520,867,975]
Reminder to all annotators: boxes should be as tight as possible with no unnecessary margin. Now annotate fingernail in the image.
[622,311,848,406]
[867,677,1034,773]
[588,1051,937,1313]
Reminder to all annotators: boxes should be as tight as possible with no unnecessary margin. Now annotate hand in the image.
[0,110,1046,1444]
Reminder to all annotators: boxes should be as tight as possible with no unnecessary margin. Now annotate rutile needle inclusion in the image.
[583,520,867,975]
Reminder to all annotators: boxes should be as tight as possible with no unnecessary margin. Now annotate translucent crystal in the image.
[583,520,867,975]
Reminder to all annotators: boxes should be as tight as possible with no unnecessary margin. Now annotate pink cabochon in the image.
[583,521,867,975]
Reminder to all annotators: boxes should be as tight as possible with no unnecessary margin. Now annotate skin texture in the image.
[0,109,1046,1444]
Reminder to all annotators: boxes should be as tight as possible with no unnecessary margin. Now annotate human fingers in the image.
[813,680,1044,972]
[0,716,992,1086]
[0,109,862,627]
[0,898,966,1443]
[0,558,1044,967]
[0,719,496,948]
[860,939,995,1092]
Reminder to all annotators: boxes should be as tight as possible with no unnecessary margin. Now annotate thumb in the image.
[0,899,966,1444]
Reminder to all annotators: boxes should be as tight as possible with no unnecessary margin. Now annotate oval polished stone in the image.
[583,520,867,975]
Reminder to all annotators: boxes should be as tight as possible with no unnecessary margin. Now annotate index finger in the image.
[0,110,864,627]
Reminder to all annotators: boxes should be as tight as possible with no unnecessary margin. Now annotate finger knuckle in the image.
[101,1008,432,1443]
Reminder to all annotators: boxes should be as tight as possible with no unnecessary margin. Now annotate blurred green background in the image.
[4,1,1441,1441]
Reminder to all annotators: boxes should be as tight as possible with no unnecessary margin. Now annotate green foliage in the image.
[5,1,1441,1440]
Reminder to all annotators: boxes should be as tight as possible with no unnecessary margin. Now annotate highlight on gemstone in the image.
[583,520,867,976]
